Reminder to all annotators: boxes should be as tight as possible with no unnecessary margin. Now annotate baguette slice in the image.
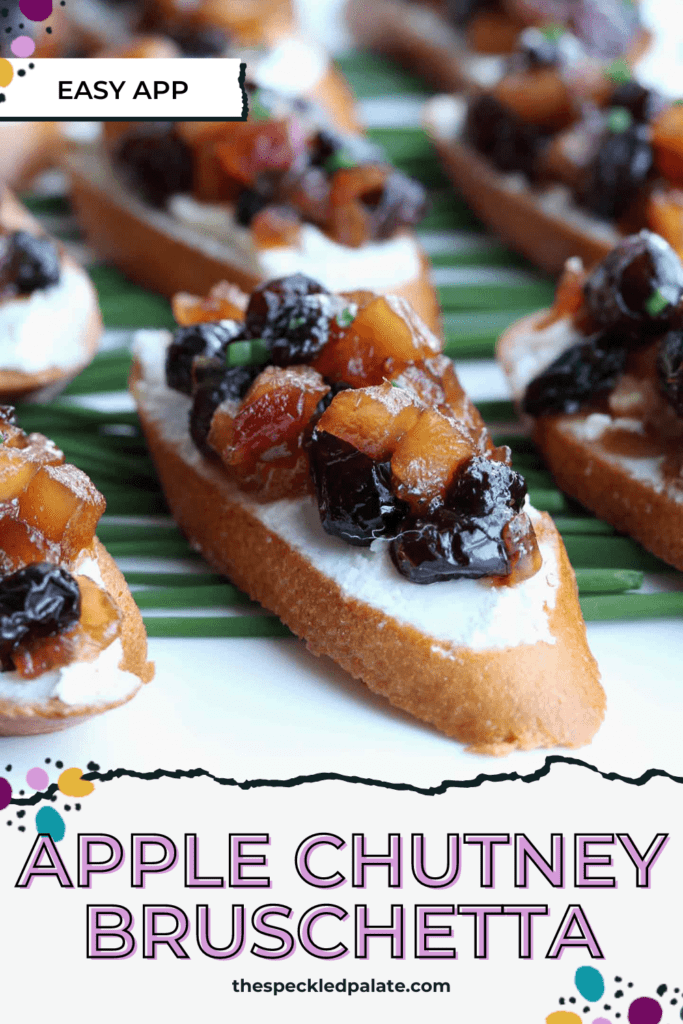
[0,538,154,736]
[424,94,618,276]
[131,329,603,755]
[64,145,442,335]
[498,308,683,572]
[0,188,102,403]
[346,0,650,95]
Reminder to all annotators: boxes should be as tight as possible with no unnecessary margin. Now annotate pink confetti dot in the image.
[26,767,49,791]
[11,36,36,57]
[592,1019,612,1024]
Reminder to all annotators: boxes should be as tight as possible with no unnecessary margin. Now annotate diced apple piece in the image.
[539,256,588,327]
[172,281,248,327]
[0,515,54,574]
[313,294,442,388]
[646,188,683,258]
[18,464,105,558]
[439,361,491,450]
[501,512,542,586]
[251,205,301,248]
[22,433,64,467]
[652,105,683,187]
[391,409,475,511]
[326,165,389,248]
[317,381,422,460]
[214,121,295,187]
[495,68,573,130]
[222,366,329,500]
[467,9,521,53]
[207,398,239,459]
[0,447,39,502]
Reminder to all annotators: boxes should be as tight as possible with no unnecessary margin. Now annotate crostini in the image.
[425,54,683,276]
[0,189,102,404]
[65,81,440,332]
[498,230,683,571]
[131,273,603,754]
[0,407,153,735]
[347,0,650,95]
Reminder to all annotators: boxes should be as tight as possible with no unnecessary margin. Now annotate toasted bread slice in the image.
[424,94,619,276]
[498,307,683,572]
[131,328,603,755]
[64,144,442,335]
[0,188,102,403]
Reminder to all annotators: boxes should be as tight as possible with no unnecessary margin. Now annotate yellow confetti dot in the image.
[0,59,13,88]
[58,767,95,798]
[546,1013,582,1024]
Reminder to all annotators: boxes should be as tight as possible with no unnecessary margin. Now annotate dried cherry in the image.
[114,123,193,207]
[657,328,683,417]
[579,117,653,222]
[0,563,81,670]
[189,358,258,457]
[465,93,544,178]
[244,274,336,365]
[523,336,627,415]
[0,231,60,294]
[446,456,527,517]
[389,507,511,584]
[309,430,408,546]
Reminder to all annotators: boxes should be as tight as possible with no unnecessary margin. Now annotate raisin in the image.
[244,274,335,366]
[389,507,510,584]
[0,563,80,670]
[444,0,496,27]
[114,123,193,207]
[0,406,17,426]
[579,119,652,222]
[0,231,60,294]
[523,336,627,416]
[166,320,242,395]
[657,329,683,417]
[465,93,544,178]
[366,170,428,239]
[309,430,408,546]
[189,358,259,457]
[584,230,683,340]
[168,24,230,56]
[235,187,273,227]
[447,456,527,517]
[610,81,663,125]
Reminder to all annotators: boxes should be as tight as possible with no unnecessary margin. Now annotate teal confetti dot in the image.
[35,806,65,842]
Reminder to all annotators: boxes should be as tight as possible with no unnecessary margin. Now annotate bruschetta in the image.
[0,188,102,404]
[131,273,603,754]
[0,407,153,735]
[65,81,440,332]
[498,230,683,571]
[425,54,683,276]
[347,0,650,95]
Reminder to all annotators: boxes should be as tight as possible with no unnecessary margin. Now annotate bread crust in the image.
[347,0,650,94]
[0,188,102,402]
[499,310,683,572]
[64,147,443,335]
[424,103,616,276]
[131,356,603,754]
[0,539,153,736]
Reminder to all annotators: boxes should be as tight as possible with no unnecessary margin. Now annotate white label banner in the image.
[0,58,247,120]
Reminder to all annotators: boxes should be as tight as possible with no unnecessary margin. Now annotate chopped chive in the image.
[574,568,643,594]
[607,57,632,84]
[248,89,271,121]
[581,592,683,621]
[541,23,565,41]
[646,288,669,317]
[607,106,633,134]
[226,338,270,367]
[564,535,668,571]
[325,149,358,173]
[336,306,356,328]
[135,585,254,609]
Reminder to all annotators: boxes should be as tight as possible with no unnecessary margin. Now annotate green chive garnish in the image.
[541,24,565,42]
[646,288,669,317]
[325,149,358,174]
[607,106,633,133]
[226,338,270,367]
[607,57,632,84]
[336,306,356,328]
[249,89,271,122]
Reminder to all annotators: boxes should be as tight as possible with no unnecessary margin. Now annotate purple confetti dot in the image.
[19,0,52,21]
[0,778,11,810]
[26,767,49,791]
[628,998,662,1024]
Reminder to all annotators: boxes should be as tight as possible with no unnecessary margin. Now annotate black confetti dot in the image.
[604,1007,611,1012]
[18,21,23,27]
[64,805,70,812]
[45,25,52,32]
[50,795,57,802]
[17,810,25,819]
[4,26,10,32]
[0,9,8,16]
[55,761,63,769]
[0,95,5,102]
[75,803,81,811]
[45,758,51,764]
[569,998,576,1004]
[6,821,11,826]
[29,62,34,68]
[658,985,668,997]
[676,989,680,994]
[628,983,633,989]
[615,991,624,998]
[18,826,25,832]
[87,762,99,771]
[18,791,23,796]
[5,765,11,771]
[583,1008,590,1014]
[616,1015,621,1020]
[615,978,622,982]
[672,1000,678,1006]
[559,999,565,1006]
[17,69,25,76]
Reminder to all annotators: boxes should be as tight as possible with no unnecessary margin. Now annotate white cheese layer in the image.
[0,265,94,374]
[133,330,560,652]
[0,553,141,708]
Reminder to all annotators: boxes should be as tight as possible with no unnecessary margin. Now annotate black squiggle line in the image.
[9,755,683,808]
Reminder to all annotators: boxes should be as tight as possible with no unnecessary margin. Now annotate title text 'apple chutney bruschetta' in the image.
[0,189,102,404]
[0,408,153,735]
[499,229,683,570]
[65,80,440,334]
[131,273,603,755]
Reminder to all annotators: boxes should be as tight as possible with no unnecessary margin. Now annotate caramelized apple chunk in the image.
[172,281,248,327]
[391,409,476,512]
[313,293,442,387]
[652,104,683,187]
[211,365,330,500]
[19,464,105,561]
[316,381,422,460]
